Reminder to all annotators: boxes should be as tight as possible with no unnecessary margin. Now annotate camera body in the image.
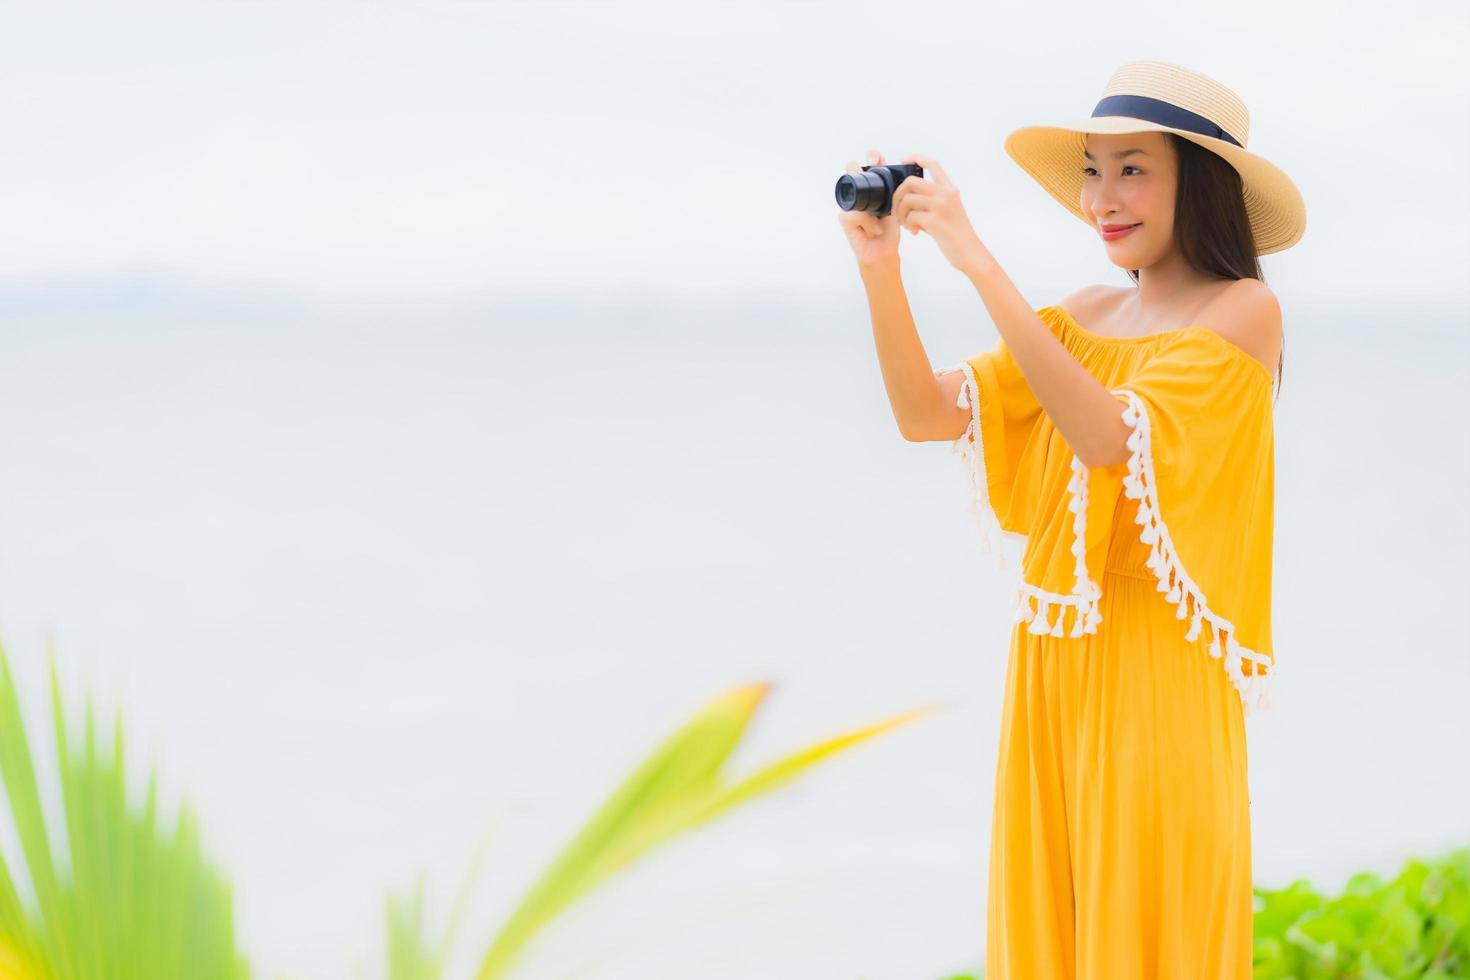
[834,163,924,218]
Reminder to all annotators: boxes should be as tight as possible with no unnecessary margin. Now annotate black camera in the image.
[834,163,924,218]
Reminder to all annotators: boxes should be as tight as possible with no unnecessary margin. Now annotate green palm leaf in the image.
[470,681,935,979]
[0,638,250,980]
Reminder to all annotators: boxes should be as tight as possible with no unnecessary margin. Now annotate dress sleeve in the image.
[1083,327,1278,713]
[941,308,1063,570]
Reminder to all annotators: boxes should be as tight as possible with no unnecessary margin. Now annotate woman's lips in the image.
[1101,223,1140,241]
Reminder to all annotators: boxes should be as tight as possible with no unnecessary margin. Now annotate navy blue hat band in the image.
[1090,94,1243,148]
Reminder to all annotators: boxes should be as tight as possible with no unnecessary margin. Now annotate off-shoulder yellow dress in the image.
[944,304,1278,979]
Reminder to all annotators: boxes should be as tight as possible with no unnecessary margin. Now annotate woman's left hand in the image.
[891,154,989,273]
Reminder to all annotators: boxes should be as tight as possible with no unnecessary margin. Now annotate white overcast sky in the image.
[0,0,1465,316]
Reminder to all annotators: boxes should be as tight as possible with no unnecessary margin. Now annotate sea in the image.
[0,285,1464,980]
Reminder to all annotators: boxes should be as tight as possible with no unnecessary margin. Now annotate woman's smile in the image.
[1100,222,1141,241]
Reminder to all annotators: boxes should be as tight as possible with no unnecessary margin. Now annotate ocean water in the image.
[0,293,1464,980]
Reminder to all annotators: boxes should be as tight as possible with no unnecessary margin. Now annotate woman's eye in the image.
[1081,166,1141,177]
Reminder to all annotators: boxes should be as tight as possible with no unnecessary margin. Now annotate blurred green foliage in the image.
[1251,847,1470,978]
[2,637,1465,979]
[937,848,1470,980]
[0,640,250,980]
[389,682,931,979]
[0,643,930,979]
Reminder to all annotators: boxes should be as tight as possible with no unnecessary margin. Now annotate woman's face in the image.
[1079,131,1177,267]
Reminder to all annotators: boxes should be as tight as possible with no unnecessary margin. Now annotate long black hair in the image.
[1124,133,1283,402]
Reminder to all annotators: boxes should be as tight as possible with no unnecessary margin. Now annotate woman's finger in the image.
[890,179,913,209]
[840,209,879,236]
[900,200,932,228]
[902,153,950,187]
[893,191,914,225]
[898,174,932,194]
[891,176,930,214]
[894,191,929,228]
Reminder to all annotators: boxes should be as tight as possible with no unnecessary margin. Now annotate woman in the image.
[837,62,1305,978]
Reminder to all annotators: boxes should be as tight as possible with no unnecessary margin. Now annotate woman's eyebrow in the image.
[1082,148,1149,160]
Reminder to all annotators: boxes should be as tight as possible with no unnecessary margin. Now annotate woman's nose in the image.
[1088,200,1116,223]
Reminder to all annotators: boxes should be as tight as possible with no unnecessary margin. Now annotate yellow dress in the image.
[944,304,1278,979]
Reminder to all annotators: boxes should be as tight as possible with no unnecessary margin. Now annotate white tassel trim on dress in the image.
[1012,580,1104,638]
[947,361,1100,636]
[1012,454,1104,638]
[947,361,1027,572]
[1111,387,1278,716]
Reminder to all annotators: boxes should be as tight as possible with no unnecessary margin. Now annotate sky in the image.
[0,0,1465,320]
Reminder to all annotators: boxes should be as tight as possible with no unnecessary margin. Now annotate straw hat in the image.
[1004,60,1306,255]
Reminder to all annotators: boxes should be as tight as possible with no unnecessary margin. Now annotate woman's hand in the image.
[891,154,989,274]
[837,149,902,268]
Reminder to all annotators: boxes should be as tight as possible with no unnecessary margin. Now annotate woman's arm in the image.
[953,256,1135,468]
[917,278,1129,467]
[858,258,955,442]
[888,152,1132,466]
[837,148,957,442]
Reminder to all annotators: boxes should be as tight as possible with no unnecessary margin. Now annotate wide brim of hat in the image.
[1004,117,1307,255]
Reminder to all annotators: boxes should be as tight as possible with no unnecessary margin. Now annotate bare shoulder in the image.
[1201,278,1281,377]
[1054,283,1121,325]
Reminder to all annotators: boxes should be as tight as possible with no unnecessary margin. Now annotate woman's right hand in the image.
[838,149,901,268]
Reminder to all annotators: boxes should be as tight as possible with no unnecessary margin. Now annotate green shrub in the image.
[1253,848,1470,978]
[936,847,1470,980]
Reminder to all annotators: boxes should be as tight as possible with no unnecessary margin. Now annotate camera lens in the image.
[835,176,858,209]
[834,170,888,213]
